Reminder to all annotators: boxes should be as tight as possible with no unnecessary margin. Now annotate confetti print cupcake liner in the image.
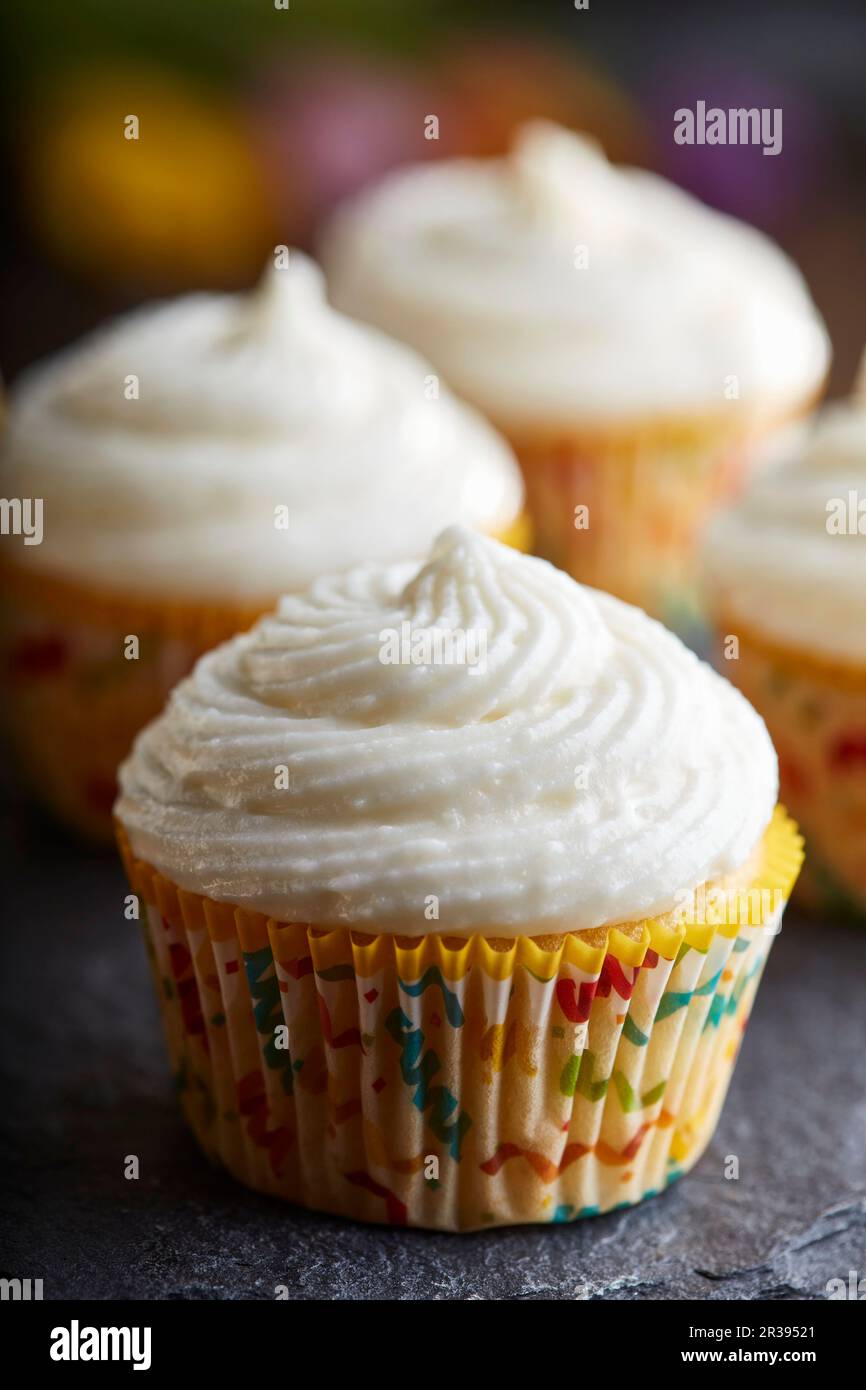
[715,617,866,922]
[0,566,264,843]
[0,517,531,844]
[508,410,807,637]
[117,807,802,1231]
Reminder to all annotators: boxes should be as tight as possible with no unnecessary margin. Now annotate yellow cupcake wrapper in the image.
[717,611,866,691]
[0,576,253,841]
[513,430,750,627]
[716,619,866,920]
[116,807,801,1230]
[0,562,264,644]
[500,393,820,630]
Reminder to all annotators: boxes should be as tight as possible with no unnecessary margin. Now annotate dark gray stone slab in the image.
[1,808,864,1300]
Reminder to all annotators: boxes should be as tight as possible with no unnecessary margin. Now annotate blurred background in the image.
[1,2,865,1303]
[0,0,865,392]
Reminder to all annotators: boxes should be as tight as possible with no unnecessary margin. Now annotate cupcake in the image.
[0,254,525,840]
[115,527,801,1230]
[705,384,866,920]
[322,121,829,632]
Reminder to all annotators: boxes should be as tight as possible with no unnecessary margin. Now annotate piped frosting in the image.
[117,527,778,935]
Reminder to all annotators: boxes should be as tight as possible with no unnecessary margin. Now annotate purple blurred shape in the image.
[641,58,831,230]
[251,53,454,242]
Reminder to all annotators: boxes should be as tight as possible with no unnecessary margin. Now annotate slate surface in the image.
[2,807,864,1302]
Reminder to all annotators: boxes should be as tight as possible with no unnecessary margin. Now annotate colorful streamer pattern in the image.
[719,621,866,923]
[120,807,801,1231]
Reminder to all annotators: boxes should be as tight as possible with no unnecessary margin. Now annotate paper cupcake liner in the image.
[117,807,802,1231]
[714,617,866,922]
[507,413,796,636]
[0,566,264,842]
[0,517,530,843]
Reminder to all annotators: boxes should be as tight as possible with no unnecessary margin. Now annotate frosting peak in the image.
[226,256,325,349]
[117,530,777,935]
[511,121,630,246]
[323,121,829,428]
[2,254,523,598]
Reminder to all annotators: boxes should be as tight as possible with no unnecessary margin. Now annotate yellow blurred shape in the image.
[24,70,278,289]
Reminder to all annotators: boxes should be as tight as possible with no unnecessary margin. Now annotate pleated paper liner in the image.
[0,564,265,843]
[715,613,866,922]
[0,513,531,844]
[116,806,802,1231]
[502,395,820,638]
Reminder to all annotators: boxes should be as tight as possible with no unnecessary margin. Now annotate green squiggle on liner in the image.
[613,1072,667,1113]
[560,1050,608,1101]
[560,1054,580,1097]
[244,946,294,1096]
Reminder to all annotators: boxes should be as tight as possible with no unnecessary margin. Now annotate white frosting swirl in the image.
[706,387,866,662]
[323,121,829,428]
[1,255,522,598]
[117,528,777,935]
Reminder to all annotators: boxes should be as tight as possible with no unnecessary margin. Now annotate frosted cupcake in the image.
[323,121,829,631]
[0,254,525,840]
[705,384,866,920]
[115,527,801,1230]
